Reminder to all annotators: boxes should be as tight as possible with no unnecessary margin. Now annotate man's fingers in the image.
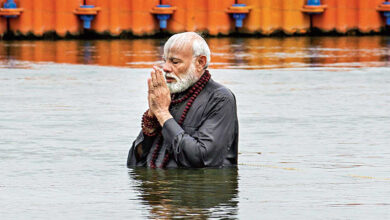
[151,69,159,87]
[156,67,166,86]
[154,66,167,87]
[147,78,154,92]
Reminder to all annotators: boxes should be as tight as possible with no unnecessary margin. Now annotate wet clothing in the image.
[127,77,239,168]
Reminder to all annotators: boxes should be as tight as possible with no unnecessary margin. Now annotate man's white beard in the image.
[165,63,199,94]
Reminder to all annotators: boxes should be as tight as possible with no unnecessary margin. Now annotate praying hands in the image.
[147,66,173,126]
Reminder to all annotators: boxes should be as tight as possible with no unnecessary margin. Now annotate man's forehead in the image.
[164,44,192,59]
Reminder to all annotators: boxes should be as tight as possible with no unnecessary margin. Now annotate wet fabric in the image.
[127,77,239,168]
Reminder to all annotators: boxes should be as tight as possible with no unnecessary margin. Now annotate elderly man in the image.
[127,32,238,168]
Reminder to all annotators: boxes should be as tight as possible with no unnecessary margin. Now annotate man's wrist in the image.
[155,110,173,126]
[147,109,154,117]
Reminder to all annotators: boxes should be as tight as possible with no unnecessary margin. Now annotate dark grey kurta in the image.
[127,77,239,168]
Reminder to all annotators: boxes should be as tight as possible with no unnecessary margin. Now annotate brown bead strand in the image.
[150,71,211,168]
[150,134,163,168]
[141,110,160,137]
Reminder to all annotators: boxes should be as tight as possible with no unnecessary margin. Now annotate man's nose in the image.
[162,62,172,73]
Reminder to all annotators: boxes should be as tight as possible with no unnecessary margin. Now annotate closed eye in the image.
[170,58,181,64]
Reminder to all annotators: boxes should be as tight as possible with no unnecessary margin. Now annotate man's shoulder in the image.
[204,78,236,103]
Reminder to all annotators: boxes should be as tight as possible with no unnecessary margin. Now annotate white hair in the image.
[164,32,211,69]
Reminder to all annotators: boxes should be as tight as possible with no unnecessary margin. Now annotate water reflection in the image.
[128,168,238,219]
[80,41,94,65]
[0,36,389,69]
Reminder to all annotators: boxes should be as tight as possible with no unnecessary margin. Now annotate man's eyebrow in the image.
[169,57,181,61]
[162,55,181,62]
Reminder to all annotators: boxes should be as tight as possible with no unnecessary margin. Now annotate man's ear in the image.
[196,56,207,71]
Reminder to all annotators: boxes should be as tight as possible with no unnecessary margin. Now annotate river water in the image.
[1,36,390,219]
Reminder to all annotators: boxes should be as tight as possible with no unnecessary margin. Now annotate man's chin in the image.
[167,83,186,94]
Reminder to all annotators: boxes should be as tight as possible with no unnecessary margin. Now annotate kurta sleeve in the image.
[162,95,236,168]
[127,130,155,167]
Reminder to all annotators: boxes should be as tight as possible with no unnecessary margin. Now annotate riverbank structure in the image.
[1,0,390,39]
